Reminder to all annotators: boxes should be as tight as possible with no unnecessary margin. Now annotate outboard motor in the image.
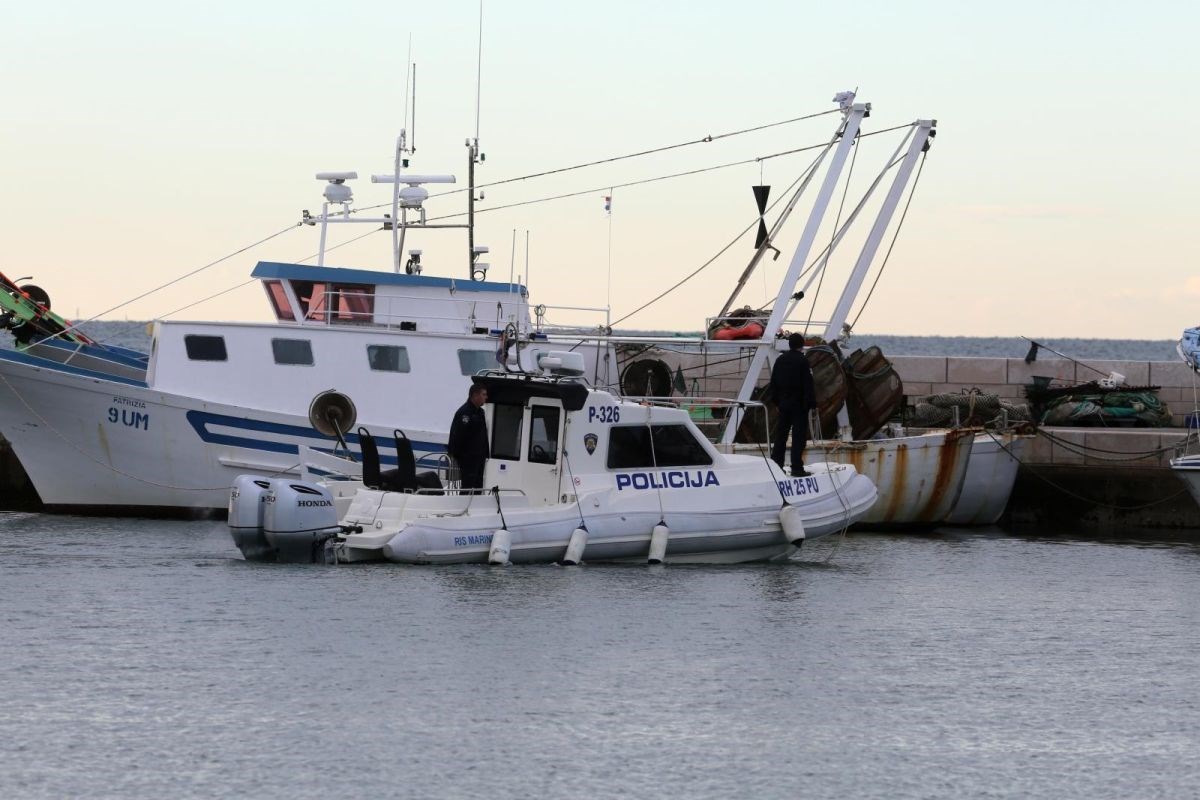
[263,478,341,564]
[228,475,276,561]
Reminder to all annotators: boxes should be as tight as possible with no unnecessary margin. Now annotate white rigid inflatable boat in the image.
[229,368,878,565]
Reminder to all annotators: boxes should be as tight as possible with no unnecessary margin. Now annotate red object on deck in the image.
[712,321,765,341]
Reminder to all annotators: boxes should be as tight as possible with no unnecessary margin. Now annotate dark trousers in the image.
[459,460,485,490]
[772,403,810,473]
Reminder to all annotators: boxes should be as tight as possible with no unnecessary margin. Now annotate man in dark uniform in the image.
[448,384,489,490]
[770,333,817,476]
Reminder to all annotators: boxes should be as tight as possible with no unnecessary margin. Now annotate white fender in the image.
[488,528,512,565]
[779,504,806,546]
[648,522,669,565]
[561,526,588,565]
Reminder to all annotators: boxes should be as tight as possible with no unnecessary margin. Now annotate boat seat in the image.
[357,427,442,493]
[394,429,443,495]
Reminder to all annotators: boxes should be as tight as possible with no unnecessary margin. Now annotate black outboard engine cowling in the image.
[263,478,341,564]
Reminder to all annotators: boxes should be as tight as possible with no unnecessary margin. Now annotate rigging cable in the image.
[803,134,859,337]
[608,149,826,327]
[848,149,928,329]
[39,223,301,345]
[422,124,912,223]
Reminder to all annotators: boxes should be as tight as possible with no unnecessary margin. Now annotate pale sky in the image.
[3,0,1198,339]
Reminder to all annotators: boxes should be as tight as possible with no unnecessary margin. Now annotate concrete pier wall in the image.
[634,348,1198,427]
[887,355,1199,427]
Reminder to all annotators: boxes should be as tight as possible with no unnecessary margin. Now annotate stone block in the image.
[1084,360,1151,387]
[946,357,1007,385]
[889,355,947,383]
[1082,430,1165,467]
[1154,387,1184,403]
[1043,426,1086,465]
[901,382,933,398]
[1025,431,1054,465]
[1150,361,1200,388]
[1006,358,1075,385]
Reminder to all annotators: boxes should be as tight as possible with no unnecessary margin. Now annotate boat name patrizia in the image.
[107,396,150,431]
[615,469,720,491]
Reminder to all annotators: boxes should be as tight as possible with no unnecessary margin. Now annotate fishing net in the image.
[909,390,1032,429]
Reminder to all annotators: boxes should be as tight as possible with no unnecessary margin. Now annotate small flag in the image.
[752,185,770,249]
[603,194,612,213]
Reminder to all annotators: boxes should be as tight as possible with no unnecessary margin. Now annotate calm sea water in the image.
[3,514,1198,799]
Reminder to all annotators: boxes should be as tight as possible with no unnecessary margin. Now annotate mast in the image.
[719,101,869,444]
[821,118,936,437]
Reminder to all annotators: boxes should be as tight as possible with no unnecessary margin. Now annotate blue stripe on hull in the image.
[184,410,446,466]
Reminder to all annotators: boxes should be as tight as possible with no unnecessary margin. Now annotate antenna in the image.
[508,228,516,289]
[402,34,412,146]
[475,0,484,142]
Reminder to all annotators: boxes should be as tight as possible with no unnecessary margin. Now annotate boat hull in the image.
[0,355,441,515]
[808,429,975,528]
[1171,454,1200,508]
[944,432,1032,525]
[326,465,877,565]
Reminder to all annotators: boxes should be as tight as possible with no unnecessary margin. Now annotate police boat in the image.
[228,354,878,565]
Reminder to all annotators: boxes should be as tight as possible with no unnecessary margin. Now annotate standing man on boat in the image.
[770,333,817,477]
[448,384,489,490]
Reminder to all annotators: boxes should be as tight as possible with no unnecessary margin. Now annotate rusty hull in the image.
[808,428,976,528]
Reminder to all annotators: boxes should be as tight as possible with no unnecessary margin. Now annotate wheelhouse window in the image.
[528,406,560,464]
[184,334,227,361]
[491,403,524,461]
[271,338,314,366]
[263,280,296,321]
[367,345,411,373]
[458,349,495,376]
[292,281,374,323]
[607,424,713,469]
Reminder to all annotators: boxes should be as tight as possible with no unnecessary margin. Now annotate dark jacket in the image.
[770,350,817,409]
[448,400,489,466]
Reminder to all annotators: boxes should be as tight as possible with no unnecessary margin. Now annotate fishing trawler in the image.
[0,133,617,516]
[228,365,878,565]
[0,93,927,518]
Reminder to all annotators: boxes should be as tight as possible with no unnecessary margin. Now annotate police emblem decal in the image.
[583,433,598,455]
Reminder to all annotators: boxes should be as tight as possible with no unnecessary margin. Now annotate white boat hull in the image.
[331,463,877,565]
[0,356,439,514]
[1171,454,1200,508]
[944,431,1032,525]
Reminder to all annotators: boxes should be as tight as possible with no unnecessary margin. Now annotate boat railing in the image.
[301,289,532,333]
[618,395,774,444]
[529,301,611,336]
[301,289,610,341]
[702,314,834,336]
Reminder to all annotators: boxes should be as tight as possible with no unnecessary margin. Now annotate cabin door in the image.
[523,399,564,505]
